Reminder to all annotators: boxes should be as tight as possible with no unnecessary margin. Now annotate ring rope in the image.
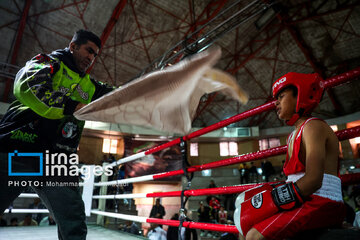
[17,172,359,202]
[91,209,239,233]
[95,126,360,187]
[92,173,360,200]
[109,67,360,167]
[4,209,49,214]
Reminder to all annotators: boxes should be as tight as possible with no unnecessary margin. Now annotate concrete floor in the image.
[0,224,146,240]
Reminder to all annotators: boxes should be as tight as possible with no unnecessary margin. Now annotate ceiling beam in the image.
[276,11,343,114]
[171,0,228,63]
[289,1,360,25]
[129,0,151,63]
[87,0,127,73]
[3,0,32,102]
[227,26,283,75]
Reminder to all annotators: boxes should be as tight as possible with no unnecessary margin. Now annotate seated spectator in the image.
[19,214,38,226]
[147,222,166,240]
[218,206,228,224]
[219,221,238,240]
[39,215,56,226]
[10,217,18,226]
[121,220,140,235]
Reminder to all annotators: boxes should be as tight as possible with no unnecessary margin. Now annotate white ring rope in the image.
[91,210,147,223]
[92,193,147,199]
[108,152,146,167]
[93,174,155,187]
[4,209,49,214]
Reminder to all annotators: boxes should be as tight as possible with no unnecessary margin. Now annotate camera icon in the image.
[8,150,43,176]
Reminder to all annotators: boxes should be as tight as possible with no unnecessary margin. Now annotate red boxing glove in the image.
[235,182,285,207]
[234,182,304,236]
[235,184,273,207]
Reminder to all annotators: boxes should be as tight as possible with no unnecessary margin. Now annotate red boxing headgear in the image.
[272,72,324,125]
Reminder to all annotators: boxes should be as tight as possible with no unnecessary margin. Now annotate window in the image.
[103,139,118,154]
[190,143,199,156]
[259,138,281,151]
[220,141,238,156]
[201,169,212,177]
[330,125,338,132]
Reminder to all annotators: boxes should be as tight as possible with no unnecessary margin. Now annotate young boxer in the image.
[234,72,345,240]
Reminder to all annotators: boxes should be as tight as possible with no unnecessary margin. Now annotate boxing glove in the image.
[235,184,273,208]
[235,181,285,207]
[234,182,304,236]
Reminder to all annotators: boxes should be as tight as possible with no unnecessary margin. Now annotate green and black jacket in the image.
[0,48,114,153]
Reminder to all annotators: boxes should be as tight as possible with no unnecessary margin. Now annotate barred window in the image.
[220,142,238,156]
[259,138,280,151]
[190,143,199,156]
[103,139,118,154]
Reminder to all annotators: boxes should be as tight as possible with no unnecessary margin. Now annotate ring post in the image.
[96,163,109,226]
[82,165,95,217]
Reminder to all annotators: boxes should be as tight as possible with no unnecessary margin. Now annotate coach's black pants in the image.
[0,152,87,240]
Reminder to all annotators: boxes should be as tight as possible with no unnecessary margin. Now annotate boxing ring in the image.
[2,67,360,239]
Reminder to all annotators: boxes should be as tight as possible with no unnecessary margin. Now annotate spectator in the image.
[220,220,239,240]
[121,220,140,235]
[207,179,218,204]
[117,165,126,181]
[208,179,217,188]
[248,162,259,183]
[218,206,228,224]
[39,214,56,226]
[167,210,197,240]
[261,159,274,182]
[147,222,167,240]
[19,214,38,226]
[149,198,166,219]
[10,217,18,226]
[109,154,116,163]
[29,198,46,224]
[209,196,221,220]
[198,201,212,237]
[123,175,134,210]
[239,163,249,184]
[101,154,109,164]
